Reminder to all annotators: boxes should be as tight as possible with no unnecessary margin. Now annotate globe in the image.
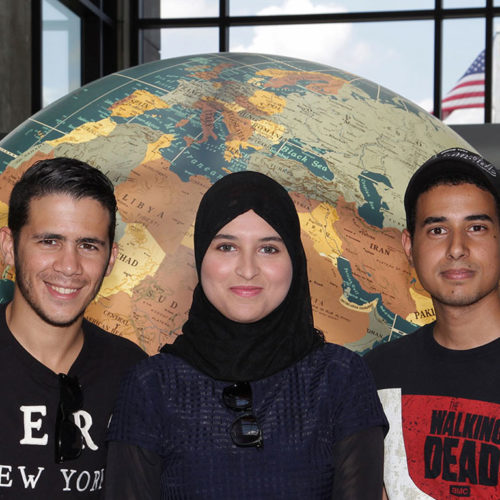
[0,52,472,355]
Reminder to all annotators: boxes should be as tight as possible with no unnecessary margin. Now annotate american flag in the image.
[442,49,485,120]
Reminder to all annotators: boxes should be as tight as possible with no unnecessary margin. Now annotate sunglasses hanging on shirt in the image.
[55,373,83,463]
[222,381,263,449]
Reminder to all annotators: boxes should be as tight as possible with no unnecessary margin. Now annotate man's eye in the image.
[40,239,57,246]
[429,227,445,235]
[470,224,486,232]
[80,243,98,251]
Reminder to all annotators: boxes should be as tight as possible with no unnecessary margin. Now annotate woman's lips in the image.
[230,286,263,297]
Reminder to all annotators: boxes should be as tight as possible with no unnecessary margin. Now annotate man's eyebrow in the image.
[32,234,106,246]
[422,214,494,226]
[32,233,65,241]
[422,216,446,226]
[77,237,107,246]
[464,214,494,222]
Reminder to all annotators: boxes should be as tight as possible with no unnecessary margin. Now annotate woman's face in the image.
[201,210,293,323]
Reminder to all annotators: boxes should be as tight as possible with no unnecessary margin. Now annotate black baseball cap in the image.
[404,147,500,226]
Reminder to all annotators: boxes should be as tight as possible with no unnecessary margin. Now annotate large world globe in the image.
[0,52,471,355]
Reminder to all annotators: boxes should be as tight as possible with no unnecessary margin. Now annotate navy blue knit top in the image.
[107,343,387,499]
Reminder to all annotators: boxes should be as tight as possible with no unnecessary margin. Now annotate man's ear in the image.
[105,242,118,277]
[401,229,414,267]
[0,227,15,267]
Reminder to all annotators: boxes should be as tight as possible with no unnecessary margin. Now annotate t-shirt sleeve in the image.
[106,360,165,456]
[332,352,389,443]
[363,345,389,389]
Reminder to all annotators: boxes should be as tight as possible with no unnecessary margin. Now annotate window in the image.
[33,0,116,111]
[42,0,81,107]
[136,0,500,124]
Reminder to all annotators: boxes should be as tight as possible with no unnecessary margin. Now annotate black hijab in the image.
[161,171,324,381]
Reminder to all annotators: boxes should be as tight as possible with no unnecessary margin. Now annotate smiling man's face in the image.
[4,193,117,327]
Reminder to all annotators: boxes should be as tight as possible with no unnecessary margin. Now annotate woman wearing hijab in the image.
[105,171,388,499]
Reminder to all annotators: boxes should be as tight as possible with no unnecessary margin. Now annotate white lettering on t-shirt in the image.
[0,465,12,487]
[19,406,48,445]
[61,469,104,492]
[18,466,44,489]
[73,410,98,451]
[60,469,77,491]
[90,469,104,491]
[76,470,91,492]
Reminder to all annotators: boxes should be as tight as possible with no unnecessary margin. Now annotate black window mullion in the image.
[219,0,229,52]
[31,0,42,114]
[484,0,493,123]
[434,0,443,119]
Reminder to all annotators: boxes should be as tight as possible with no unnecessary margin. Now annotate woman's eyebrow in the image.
[212,233,236,240]
[260,236,284,242]
[212,234,284,242]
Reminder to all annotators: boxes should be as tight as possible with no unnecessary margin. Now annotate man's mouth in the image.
[47,284,80,295]
[440,269,474,280]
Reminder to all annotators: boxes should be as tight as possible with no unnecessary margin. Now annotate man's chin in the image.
[433,291,488,308]
[29,304,86,329]
[43,316,81,328]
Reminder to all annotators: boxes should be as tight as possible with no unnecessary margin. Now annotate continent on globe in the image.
[0,53,473,355]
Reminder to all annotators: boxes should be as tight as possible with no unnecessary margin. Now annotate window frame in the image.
[31,0,116,112]
[135,0,500,122]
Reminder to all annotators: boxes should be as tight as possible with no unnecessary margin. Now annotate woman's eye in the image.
[260,245,278,254]
[217,244,235,252]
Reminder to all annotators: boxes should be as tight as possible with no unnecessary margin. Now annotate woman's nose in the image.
[235,251,259,280]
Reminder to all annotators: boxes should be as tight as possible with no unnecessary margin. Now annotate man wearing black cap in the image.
[365,148,500,499]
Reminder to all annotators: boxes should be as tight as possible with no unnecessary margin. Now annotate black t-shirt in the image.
[0,304,147,499]
[365,323,500,499]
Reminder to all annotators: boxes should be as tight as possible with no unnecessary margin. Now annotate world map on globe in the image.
[0,52,472,356]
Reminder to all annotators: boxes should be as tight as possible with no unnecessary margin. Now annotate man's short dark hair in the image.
[404,149,500,238]
[8,157,117,246]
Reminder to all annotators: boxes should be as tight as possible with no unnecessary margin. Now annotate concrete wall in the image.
[141,0,161,63]
[0,0,32,138]
[450,124,500,168]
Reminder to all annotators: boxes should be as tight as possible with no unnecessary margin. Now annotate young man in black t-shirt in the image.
[0,158,146,498]
[365,148,500,500]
